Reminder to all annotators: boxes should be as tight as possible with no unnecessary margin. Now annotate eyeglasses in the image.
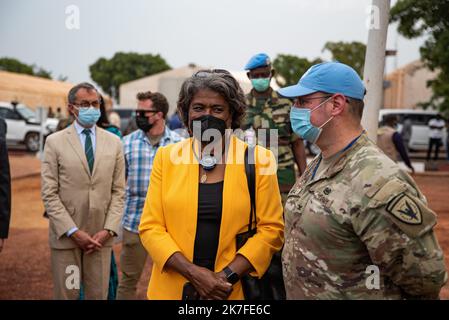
[294,95,351,108]
[294,95,332,108]
[71,100,100,108]
[193,69,232,78]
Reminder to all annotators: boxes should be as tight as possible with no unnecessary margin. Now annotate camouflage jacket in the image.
[282,132,447,299]
[243,90,298,189]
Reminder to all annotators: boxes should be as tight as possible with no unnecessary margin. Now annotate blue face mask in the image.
[290,97,333,144]
[76,106,101,127]
[251,78,271,92]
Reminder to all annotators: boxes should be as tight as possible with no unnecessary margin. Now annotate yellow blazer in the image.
[139,135,284,300]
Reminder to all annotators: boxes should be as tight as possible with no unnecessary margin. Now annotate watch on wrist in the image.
[223,266,240,285]
[107,229,115,237]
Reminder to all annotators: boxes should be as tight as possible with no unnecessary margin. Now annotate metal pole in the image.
[36,106,46,160]
[361,0,391,142]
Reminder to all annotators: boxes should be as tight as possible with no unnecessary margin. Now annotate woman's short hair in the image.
[177,69,246,130]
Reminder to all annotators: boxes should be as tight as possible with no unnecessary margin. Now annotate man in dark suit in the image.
[0,118,11,252]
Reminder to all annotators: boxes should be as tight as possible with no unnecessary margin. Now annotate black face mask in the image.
[190,115,227,143]
[136,115,153,132]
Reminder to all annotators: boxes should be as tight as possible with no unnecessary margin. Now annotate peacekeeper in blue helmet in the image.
[241,53,307,205]
[279,61,447,299]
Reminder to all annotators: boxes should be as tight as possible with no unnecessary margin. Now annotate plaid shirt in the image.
[122,127,183,233]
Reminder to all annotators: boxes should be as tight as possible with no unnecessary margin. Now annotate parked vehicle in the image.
[0,101,58,152]
[378,108,447,151]
[111,107,135,134]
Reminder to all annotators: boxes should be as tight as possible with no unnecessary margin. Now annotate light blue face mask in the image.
[290,97,333,144]
[251,78,271,92]
[76,106,101,127]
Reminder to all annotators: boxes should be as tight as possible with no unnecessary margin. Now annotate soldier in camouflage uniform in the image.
[242,53,307,204]
[279,62,447,299]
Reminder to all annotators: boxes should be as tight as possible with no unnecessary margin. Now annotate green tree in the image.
[322,41,366,76]
[0,57,33,75]
[33,65,52,79]
[57,74,68,82]
[89,52,171,101]
[390,0,449,113]
[273,54,322,87]
[0,57,52,79]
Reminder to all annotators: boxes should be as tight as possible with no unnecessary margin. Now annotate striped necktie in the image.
[82,128,94,174]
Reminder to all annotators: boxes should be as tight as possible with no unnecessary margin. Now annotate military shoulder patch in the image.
[386,193,422,225]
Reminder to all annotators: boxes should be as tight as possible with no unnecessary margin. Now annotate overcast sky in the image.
[0,0,424,85]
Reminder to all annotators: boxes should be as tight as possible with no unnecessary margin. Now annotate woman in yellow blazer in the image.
[139,69,284,300]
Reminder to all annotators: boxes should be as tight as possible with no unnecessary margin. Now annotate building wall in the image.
[119,76,161,108]
[0,71,73,111]
[119,65,203,113]
[403,66,436,108]
[0,71,113,116]
[383,60,438,109]
[158,77,189,117]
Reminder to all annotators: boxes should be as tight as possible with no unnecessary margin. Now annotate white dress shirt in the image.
[428,118,445,139]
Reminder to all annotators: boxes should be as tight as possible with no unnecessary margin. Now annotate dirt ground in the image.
[1,172,449,299]
[0,176,152,300]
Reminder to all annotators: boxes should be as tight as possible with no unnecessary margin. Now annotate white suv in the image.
[0,101,58,152]
[378,109,447,151]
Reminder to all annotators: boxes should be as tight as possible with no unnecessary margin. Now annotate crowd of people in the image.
[0,55,448,300]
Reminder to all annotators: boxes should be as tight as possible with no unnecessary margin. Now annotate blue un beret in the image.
[244,53,271,71]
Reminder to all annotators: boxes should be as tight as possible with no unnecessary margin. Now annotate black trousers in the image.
[427,138,442,160]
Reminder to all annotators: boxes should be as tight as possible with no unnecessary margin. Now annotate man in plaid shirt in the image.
[117,91,183,299]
